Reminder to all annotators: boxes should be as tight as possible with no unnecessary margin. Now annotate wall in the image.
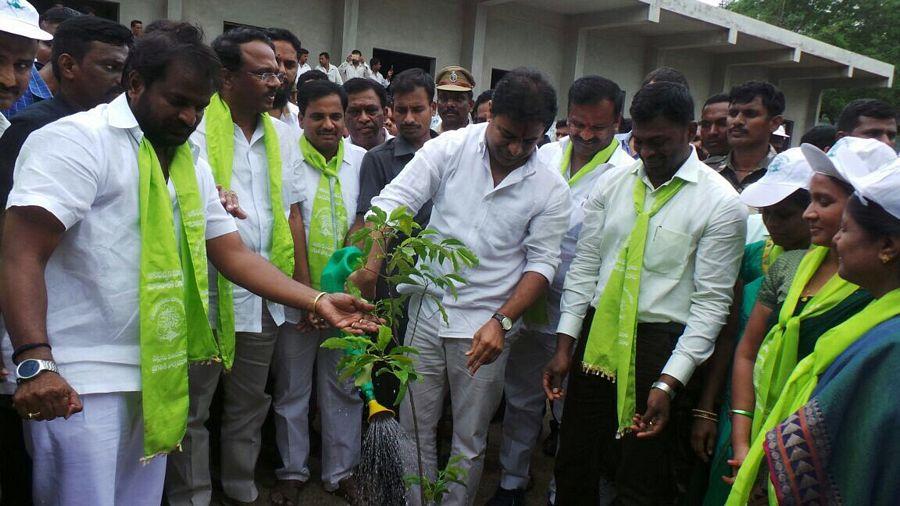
[581,30,647,116]
[356,0,465,74]
[482,3,566,106]
[118,0,166,27]
[662,49,713,117]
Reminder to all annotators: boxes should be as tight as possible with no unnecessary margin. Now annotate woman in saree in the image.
[725,137,897,490]
[728,156,900,505]
[695,149,812,505]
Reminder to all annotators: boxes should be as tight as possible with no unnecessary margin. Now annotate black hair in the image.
[630,81,694,126]
[299,48,309,56]
[847,193,900,242]
[474,89,493,110]
[729,81,785,117]
[40,6,81,27]
[641,66,689,90]
[369,57,380,67]
[319,51,330,59]
[264,27,301,55]
[389,68,435,102]
[51,16,132,80]
[130,20,142,27]
[800,124,837,151]
[297,69,328,89]
[619,117,632,133]
[343,77,387,108]
[351,49,362,56]
[211,27,274,73]
[837,99,896,133]
[490,67,557,130]
[555,118,567,128]
[703,93,730,109]
[568,75,624,118]
[122,22,219,90]
[298,79,347,116]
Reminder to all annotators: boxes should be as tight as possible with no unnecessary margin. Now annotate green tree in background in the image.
[726,0,898,123]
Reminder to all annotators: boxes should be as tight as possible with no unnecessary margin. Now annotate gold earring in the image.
[881,254,893,264]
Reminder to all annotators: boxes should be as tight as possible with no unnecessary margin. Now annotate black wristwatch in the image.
[491,312,513,332]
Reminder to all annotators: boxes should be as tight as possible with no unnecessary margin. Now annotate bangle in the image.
[311,291,327,315]
[693,414,719,423]
[651,381,676,400]
[12,343,52,364]
[692,408,718,419]
[730,409,754,419]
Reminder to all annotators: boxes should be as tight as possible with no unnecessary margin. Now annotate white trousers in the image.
[400,296,510,506]
[498,329,558,490]
[271,324,363,490]
[27,391,167,506]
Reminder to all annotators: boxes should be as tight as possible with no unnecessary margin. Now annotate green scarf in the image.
[559,137,620,186]
[137,139,209,458]
[751,246,858,438]
[300,134,347,290]
[203,93,294,368]
[582,173,687,436]
[523,138,621,326]
[727,288,900,505]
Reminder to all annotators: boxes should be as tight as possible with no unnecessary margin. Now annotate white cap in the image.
[801,136,897,184]
[741,147,812,207]
[0,0,52,41]
[772,125,789,138]
[850,157,900,220]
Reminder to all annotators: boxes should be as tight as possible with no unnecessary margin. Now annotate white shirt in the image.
[1,94,237,395]
[370,123,571,339]
[347,128,394,150]
[339,61,371,81]
[290,138,365,321]
[191,114,306,331]
[524,137,634,334]
[316,64,343,85]
[296,63,312,80]
[0,112,9,137]
[558,149,747,384]
[370,71,390,87]
[273,102,302,143]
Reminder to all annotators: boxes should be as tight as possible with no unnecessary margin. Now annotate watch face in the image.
[501,317,513,331]
[17,360,40,378]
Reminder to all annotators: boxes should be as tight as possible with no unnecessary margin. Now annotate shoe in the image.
[331,475,362,505]
[486,486,527,506]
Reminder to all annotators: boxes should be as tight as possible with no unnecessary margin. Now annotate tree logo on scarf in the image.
[152,298,186,342]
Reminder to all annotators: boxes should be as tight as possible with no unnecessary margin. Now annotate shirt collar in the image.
[393,130,438,157]
[477,125,538,184]
[26,66,52,100]
[632,145,702,187]
[724,145,778,172]
[107,93,141,132]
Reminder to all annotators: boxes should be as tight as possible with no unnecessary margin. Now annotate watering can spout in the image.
[367,399,395,421]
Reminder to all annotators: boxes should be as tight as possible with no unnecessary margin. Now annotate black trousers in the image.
[555,309,698,506]
[0,395,32,505]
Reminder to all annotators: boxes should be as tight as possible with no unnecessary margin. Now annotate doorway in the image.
[371,48,436,79]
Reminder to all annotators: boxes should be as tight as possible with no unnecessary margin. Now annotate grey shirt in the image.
[356,130,438,226]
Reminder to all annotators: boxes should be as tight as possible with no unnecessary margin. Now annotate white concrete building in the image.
[106,0,892,143]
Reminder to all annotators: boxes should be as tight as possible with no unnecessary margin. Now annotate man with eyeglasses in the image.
[488,75,634,506]
[435,65,475,133]
[343,77,392,150]
[165,27,309,506]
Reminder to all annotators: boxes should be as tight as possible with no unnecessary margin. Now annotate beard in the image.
[273,86,290,110]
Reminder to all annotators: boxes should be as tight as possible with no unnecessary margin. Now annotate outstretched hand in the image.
[217,185,247,220]
[314,293,381,334]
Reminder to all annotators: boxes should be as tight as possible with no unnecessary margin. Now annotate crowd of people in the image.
[0,1,898,506]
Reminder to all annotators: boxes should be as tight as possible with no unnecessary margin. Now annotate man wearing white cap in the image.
[0,0,52,136]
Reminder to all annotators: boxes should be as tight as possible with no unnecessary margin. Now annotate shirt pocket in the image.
[643,226,693,279]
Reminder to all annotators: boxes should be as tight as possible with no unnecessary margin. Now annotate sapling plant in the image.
[320,205,478,505]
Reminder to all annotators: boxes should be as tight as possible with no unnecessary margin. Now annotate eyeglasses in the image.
[246,71,284,83]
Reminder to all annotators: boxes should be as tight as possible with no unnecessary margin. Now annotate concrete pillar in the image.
[559,21,587,115]
[333,0,359,62]
[166,0,182,21]
[461,0,488,90]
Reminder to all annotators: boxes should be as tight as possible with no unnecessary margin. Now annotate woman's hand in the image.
[691,416,718,462]
[723,442,750,485]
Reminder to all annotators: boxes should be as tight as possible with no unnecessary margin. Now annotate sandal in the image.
[270,479,304,506]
